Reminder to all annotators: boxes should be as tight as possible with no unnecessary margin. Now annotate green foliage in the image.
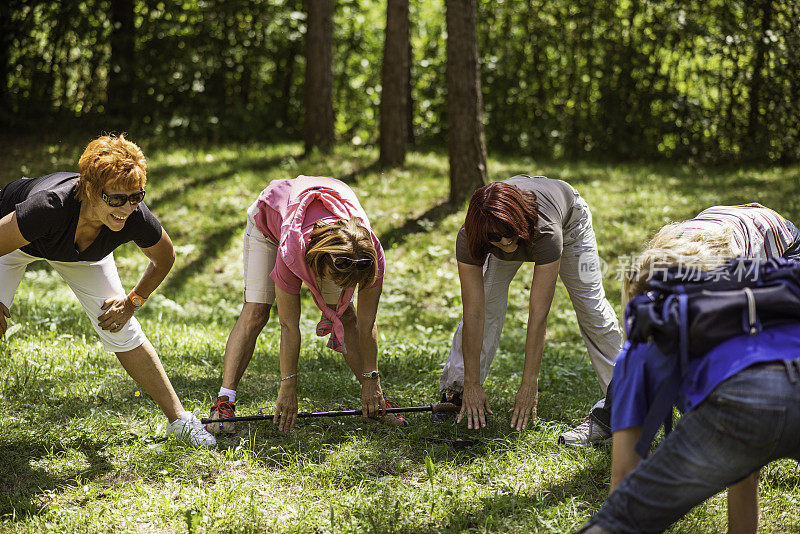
[2,0,799,162]
[1,140,799,532]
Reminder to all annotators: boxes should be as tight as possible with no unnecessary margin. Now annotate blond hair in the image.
[76,134,147,203]
[305,217,378,288]
[623,221,738,302]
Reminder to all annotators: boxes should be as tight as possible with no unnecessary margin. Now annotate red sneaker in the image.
[205,396,236,434]
[369,394,408,427]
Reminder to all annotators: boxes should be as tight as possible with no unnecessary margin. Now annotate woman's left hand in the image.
[98,296,135,333]
[360,379,386,419]
[510,382,538,431]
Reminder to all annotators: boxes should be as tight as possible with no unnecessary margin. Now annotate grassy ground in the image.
[1,137,799,533]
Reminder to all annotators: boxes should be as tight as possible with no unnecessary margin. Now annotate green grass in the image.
[1,138,800,533]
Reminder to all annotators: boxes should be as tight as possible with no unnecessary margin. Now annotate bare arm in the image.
[98,229,176,332]
[133,228,176,298]
[0,212,29,335]
[456,260,493,429]
[727,470,759,534]
[610,426,643,493]
[274,286,301,432]
[356,282,381,376]
[0,211,29,258]
[353,282,386,418]
[510,258,560,430]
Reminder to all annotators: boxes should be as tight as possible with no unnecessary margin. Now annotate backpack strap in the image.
[678,293,690,374]
[741,287,762,336]
[635,358,680,458]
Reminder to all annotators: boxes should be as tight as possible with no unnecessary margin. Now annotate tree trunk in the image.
[304,0,335,154]
[108,0,136,119]
[407,38,415,146]
[379,0,409,167]
[278,40,301,129]
[446,0,487,205]
[745,0,774,159]
[0,2,12,124]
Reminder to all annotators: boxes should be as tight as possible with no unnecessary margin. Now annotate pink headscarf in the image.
[254,176,381,353]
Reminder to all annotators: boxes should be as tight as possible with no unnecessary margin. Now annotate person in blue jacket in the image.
[578,222,800,533]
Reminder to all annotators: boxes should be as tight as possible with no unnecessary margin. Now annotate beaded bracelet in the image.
[280,373,298,381]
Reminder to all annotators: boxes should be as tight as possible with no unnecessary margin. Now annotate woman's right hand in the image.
[457,382,493,429]
[0,302,10,336]
[274,383,299,432]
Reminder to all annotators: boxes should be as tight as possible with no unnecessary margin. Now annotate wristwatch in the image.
[128,290,148,307]
[362,370,380,380]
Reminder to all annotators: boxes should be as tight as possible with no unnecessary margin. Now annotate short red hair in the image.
[76,134,147,203]
[464,181,539,262]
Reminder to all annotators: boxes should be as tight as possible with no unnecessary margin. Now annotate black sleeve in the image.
[14,191,65,243]
[129,202,164,248]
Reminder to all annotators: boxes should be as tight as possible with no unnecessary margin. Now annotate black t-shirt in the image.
[0,172,163,262]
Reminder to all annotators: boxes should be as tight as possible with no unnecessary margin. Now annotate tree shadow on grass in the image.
[379,200,460,249]
[668,166,800,221]
[336,160,381,185]
[434,454,608,532]
[340,446,609,533]
[0,436,117,519]
[147,152,304,209]
[160,221,242,297]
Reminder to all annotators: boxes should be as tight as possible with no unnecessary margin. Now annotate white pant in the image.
[440,195,623,394]
[0,249,147,352]
[243,201,342,306]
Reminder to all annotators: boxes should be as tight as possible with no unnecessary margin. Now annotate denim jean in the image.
[579,358,800,534]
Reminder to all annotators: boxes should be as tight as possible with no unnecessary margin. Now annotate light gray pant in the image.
[439,195,623,395]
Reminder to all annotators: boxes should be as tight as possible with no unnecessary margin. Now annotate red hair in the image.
[464,182,539,262]
[77,134,147,203]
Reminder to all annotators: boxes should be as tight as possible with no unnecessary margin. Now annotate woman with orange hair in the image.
[435,175,623,446]
[0,134,216,446]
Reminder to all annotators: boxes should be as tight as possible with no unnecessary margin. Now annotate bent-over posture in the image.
[0,135,216,446]
[207,176,405,433]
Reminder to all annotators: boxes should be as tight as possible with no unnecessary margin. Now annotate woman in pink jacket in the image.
[207,176,405,433]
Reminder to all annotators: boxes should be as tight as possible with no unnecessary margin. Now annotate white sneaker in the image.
[166,411,217,447]
[558,415,611,448]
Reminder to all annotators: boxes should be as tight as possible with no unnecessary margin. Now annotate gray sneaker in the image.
[166,411,217,447]
[558,416,611,447]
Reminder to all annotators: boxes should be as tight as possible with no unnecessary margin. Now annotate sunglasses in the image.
[332,256,374,271]
[487,231,515,243]
[101,189,146,208]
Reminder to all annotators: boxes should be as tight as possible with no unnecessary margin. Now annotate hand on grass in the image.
[458,382,492,429]
[274,383,298,432]
[0,302,9,336]
[360,379,385,419]
[510,382,538,431]
[98,296,135,333]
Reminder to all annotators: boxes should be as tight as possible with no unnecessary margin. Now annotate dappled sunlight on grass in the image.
[1,140,799,531]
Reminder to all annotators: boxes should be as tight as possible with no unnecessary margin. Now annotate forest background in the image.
[3,0,799,164]
[1,1,799,533]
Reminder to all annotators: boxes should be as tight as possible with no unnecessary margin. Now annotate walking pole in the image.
[200,403,460,425]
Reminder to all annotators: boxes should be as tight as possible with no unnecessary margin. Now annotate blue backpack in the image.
[623,257,800,457]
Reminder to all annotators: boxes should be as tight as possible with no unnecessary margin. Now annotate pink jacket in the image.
[253,175,384,353]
